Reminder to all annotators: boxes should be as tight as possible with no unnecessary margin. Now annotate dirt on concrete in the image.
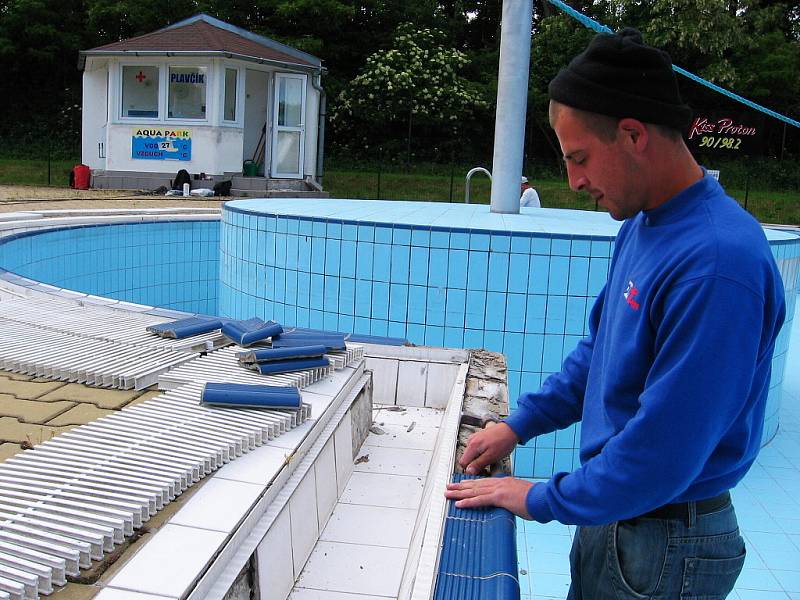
[0,184,227,213]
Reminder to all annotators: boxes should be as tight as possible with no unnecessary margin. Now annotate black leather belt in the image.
[640,491,731,521]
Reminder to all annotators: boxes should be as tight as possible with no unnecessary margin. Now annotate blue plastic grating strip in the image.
[434,474,520,600]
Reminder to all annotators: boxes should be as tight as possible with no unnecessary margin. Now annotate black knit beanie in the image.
[548,28,691,131]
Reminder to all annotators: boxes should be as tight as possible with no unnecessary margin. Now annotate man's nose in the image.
[567,168,588,192]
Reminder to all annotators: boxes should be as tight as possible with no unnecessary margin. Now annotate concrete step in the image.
[230,177,311,192]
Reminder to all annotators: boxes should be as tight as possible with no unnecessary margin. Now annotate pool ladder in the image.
[464,167,492,204]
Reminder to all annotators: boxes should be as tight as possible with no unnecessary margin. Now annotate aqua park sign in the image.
[131,128,192,161]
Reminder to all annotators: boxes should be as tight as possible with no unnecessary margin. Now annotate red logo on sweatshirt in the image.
[623,280,640,310]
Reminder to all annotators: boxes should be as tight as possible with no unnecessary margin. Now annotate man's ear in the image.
[618,118,648,151]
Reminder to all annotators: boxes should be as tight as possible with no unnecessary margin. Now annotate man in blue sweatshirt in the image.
[445,28,786,599]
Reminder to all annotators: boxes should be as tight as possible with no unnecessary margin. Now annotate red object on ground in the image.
[71,164,90,190]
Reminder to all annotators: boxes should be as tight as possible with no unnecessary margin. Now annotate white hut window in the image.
[223,68,238,122]
[168,66,207,120]
[121,66,159,118]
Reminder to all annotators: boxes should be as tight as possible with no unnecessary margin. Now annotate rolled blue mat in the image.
[272,333,346,351]
[200,382,301,409]
[146,316,222,339]
[237,344,328,364]
[221,318,284,346]
[248,356,330,375]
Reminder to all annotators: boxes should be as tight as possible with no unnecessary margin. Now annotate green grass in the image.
[1,157,798,225]
[0,158,77,187]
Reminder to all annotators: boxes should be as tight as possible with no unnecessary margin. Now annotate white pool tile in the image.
[107,524,227,598]
[94,590,172,600]
[320,504,416,548]
[396,361,428,407]
[372,405,444,428]
[266,419,317,450]
[257,506,294,600]
[169,478,263,532]
[353,446,432,477]
[362,423,438,451]
[301,391,337,419]
[213,444,288,485]
[364,357,398,405]
[333,413,354,496]
[314,437,338,529]
[295,541,407,597]
[290,468,320,576]
[339,472,425,510]
[289,589,388,600]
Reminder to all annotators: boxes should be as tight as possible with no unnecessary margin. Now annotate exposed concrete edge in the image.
[455,349,512,476]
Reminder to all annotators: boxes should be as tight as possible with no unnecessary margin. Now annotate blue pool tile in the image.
[326,222,342,239]
[504,332,524,370]
[356,243,374,279]
[392,226,411,246]
[406,323,425,344]
[426,286,446,326]
[310,237,325,274]
[470,232,490,251]
[324,239,341,275]
[465,290,487,330]
[429,249,449,287]
[533,448,556,479]
[571,239,591,257]
[370,318,389,336]
[354,316,370,334]
[323,276,339,313]
[483,330,503,353]
[515,447,534,478]
[448,250,468,289]
[548,257,570,295]
[371,282,390,320]
[506,293,527,333]
[588,258,610,296]
[411,228,430,247]
[526,295,547,334]
[467,251,489,291]
[542,335,565,373]
[431,230,450,249]
[509,254,530,294]
[408,285,427,324]
[488,232,512,254]
[375,225,392,244]
[545,296,567,335]
[485,292,507,331]
[339,278,355,315]
[357,224,374,242]
[551,238,571,256]
[342,223,357,240]
[591,239,612,257]
[445,289,466,328]
[488,253,510,292]
[355,280,372,317]
[389,283,409,322]
[310,274,324,310]
[410,247,430,286]
[312,220,326,237]
[309,309,324,329]
[340,241,356,278]
[425,325,444,347]
[323,311,339,331]
[387,321,407,339]
[566,297,587,336]
[532,236,552,255]
[567,257,589,296]
[450,231,469,250]
[529,255,550,294]
[511,233,531,254]
[373,244,391,282]
[463,328,483,348]
[390,245,410,283]
[444,327,464,348]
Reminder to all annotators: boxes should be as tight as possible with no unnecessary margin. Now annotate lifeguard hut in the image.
[79,14,327,196]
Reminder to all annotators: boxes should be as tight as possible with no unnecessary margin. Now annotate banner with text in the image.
[131,128,192,161]
[685,113,764,155]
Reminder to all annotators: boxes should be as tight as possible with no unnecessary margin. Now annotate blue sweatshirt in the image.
[505,174,786,525]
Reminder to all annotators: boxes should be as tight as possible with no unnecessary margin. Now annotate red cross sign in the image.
[135,71,146,83]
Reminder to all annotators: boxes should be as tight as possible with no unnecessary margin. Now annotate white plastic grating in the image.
[159,344,365,390]
[0,380,323,599]
[0,320,196,390]
[0,296,226,352]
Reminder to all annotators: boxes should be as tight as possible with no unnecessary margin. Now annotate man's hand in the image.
[459,422,519,475]
[444,476,534,519]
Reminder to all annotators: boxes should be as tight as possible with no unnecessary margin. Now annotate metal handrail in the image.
[464,167,492,204]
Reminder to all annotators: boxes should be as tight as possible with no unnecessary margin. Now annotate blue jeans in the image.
[567,501,746,599]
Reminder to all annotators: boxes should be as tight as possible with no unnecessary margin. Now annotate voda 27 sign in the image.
[686,114,762,154]
[131,128,192,161]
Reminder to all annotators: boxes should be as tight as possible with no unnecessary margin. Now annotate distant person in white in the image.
[520,176,541,207]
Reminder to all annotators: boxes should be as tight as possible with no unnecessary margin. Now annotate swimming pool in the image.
[1,207,798,479]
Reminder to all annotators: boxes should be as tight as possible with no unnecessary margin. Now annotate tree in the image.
[330,22,489,160]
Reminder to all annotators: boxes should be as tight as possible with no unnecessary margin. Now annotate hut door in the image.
[270,73,306,179]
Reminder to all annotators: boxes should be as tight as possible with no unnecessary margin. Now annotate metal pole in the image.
[489,0,533,214]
